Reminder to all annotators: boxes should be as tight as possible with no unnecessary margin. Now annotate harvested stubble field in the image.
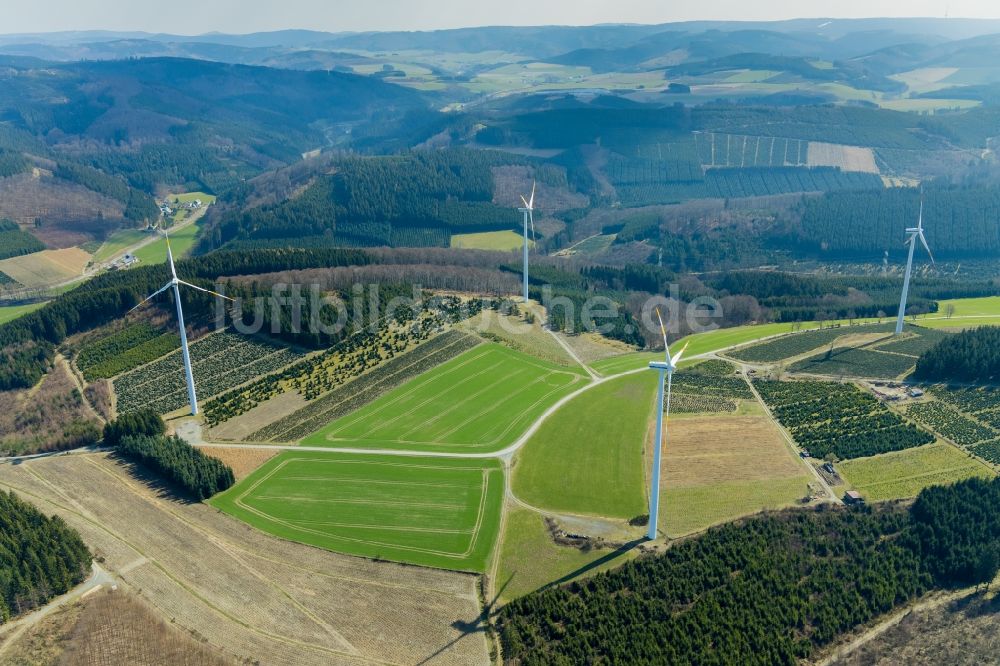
[660,415,812,536]
[0,247,91,288]
[200,445,279,480]
[212,452,504,572]
[0,453,488,666]
[2,588,235,665]
[303,343,587,454]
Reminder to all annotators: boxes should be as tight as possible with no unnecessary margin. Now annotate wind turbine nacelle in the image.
[649,361,672,370]
[905,228,920,234]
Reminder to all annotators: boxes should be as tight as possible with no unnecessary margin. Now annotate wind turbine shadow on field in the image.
[414,579,513,666]
[544,538,646,590]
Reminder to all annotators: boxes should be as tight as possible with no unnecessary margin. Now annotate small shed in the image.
[844,490,865,505]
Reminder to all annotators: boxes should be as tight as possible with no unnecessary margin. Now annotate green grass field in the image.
[511,372,652,520]
[450,230,528,251]
[662,477,811,537]
[211,451,504,572]
[302,343,588,454]
[591,322,809,375]
[935,296,1000,317]
[92,229,148,263]
[495,507,638,603]
[133,220,201,265]
[0,301,45,325]
[838,443,994,501]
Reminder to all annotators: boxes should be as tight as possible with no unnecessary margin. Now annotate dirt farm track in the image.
[0,453,489,665]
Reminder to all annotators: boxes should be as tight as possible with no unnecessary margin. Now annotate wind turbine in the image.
[518,181,536,303]
[129,232,232,416]
[895,193,934,335]
[646,308,688,541]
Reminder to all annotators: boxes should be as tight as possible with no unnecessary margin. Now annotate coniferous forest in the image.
[497,476,1000,665]
[914,326,1000,382]
[116,434,235,500]
[0,490,91,623]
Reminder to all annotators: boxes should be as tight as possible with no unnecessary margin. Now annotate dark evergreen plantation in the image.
[498,476,1000,665]
[117,435,234,500]
[209,150,528,249]
[0,491,91,622]
[914,326,1000,382]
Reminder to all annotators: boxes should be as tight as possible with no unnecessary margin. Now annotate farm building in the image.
[844,490,865,505]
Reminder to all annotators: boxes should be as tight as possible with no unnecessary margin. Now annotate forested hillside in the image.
[799,186,1000,258]
[208,150,531,249]
[498,476,1000,664]
[0,490,91,622]
[914,326,1000,382]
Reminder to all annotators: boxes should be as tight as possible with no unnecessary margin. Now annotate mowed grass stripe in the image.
[304,344,586,453]
[211,452,504,572]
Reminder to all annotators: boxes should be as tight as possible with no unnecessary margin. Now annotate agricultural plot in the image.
[0,247,90,288]
[249,331,481,442]
[755,379,935,459]
[450,230,527,251]
[729,323,896,363]
[906,401,997,447]
[76,322,179,380]
[114,331,305,415]
[806,142,879,173]
[660,415,811,537]
[670,368,753,413]
[512,372,652,520]
[838,444,993,501]
[302,343,587,454]
[789,347,918,379]
[0,300,44,325]
[931,386,1000,434]
[0,453,488,665]
[970,440,1000,465]
[133,219,201,264]
[212,452,504,572]
[873,328,951,356]
[206,299,496,428]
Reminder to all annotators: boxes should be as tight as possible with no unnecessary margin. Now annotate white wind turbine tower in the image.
[646,308,688,541]
[895,193,934,335]
[518,181,536,303]
[129,232,232,416]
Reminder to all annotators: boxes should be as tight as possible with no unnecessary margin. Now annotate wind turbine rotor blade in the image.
[670,341,690,368]
[176,280,235,301]
[519,194,530,209]
[918,231,935,264]
[529,180,536,209]
[128,282,172,314]
[528,209,535,242]
[654,307,670,359]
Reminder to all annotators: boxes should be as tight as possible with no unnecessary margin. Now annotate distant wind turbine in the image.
[895,192,934,335]
[129,232,232,416]
[518,181,536,303]
[647,308,688,541]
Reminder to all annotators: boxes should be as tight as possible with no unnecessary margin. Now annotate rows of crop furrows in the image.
[114,331,304,415]
[672,373,754,399]
[905,401,997,447]
[754,379,934,459]
[248,330,483,442]
[201,296,501,428]
[730,325,893,363]
[670,393,738,414]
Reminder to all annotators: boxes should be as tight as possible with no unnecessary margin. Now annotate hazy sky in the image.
[4,0,999,35]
